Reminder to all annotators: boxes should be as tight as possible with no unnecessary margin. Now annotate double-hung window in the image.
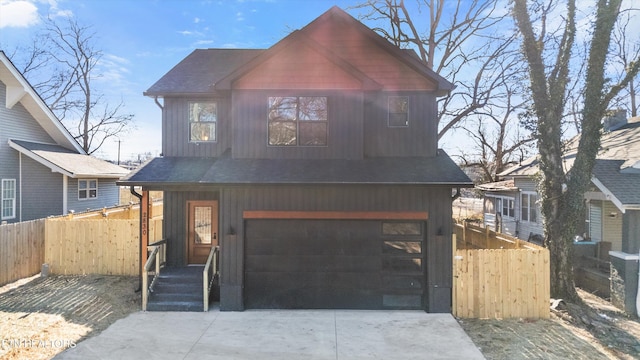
[495,196,515,219]
[78,179,98,200]
[268,96,327,146]
[521,192,538,223]
[388,96,409,127]
[1,179,16,220]
[189,102,217,142]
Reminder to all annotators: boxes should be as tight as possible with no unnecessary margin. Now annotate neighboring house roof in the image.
[144,6,454,97]
[9,140,129,179]
[0,51,83,153]
[476,179,517,192]
[591,160,640,211]
[120,150,473,187]
[498,118,640,212]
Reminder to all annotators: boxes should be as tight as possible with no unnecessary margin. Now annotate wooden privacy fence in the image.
[453,246,550,319]
[0,203,164,286]
[0,219,45,286]
[452,221,550,319]
[454,220,545,250]
[45,217,163,276]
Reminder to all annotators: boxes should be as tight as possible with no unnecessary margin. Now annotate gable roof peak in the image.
[0,51,84,153]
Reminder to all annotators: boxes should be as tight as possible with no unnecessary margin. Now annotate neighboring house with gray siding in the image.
[479,111,640,314]
[0,51,129,223]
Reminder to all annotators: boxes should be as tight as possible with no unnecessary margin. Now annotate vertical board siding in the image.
[453,248,550,319]
[216,184,454,311]
[163,190,219,266]
[232,90,363,159]
[306,20,436,90]
[162,97,231,157]
[364,92,437,157]
[0,219,45,286]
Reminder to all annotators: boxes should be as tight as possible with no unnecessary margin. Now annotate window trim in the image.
[189,101,217,143]
[388,96,409,127]
[267,96,328,147]
[521,192,539,223]
[78,179,98,200]
[1,179,16,220]
[491,195,515,220]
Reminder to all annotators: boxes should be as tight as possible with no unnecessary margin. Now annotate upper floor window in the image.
[189,102,217,142]
[521,192,538,223]
[78,179,98,200]
[1,179,16,220]
[388,96,409,127]
[268,96,327,146]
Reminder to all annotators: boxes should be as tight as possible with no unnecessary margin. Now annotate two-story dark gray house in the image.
[121,7,472,312]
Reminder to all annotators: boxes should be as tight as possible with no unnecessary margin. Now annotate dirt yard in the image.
[459,289,640,359]
[1,274,640,359]
[0,274,139,360]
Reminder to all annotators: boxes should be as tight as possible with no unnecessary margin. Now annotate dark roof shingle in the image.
[120,151,472,187]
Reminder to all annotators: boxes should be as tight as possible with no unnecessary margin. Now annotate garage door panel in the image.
[245,219,424,310]
[245,255,381,272]
[246,220,380,256]
[245,272,381,309]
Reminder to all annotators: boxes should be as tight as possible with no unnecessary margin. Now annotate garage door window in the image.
[381,221,423,308]
[382,222,421,235]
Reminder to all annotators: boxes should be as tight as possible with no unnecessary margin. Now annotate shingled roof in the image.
[498,118,640,212]
[9,140,129,178]
[119,150,472,187]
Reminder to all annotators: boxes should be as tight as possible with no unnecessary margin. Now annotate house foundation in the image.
[609,251,639,316]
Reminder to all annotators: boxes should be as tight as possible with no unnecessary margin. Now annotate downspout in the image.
[153,96,164,110]
[451,187,461,201]
[130,186,143,292]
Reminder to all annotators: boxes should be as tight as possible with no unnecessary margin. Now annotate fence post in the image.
[462,221,467,247]
[485,226,490,249]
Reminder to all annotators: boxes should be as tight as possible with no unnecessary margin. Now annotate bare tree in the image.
[13,16,133,155]
[355,0,513,140]
[513,0,640,301]
[609,10,640,117]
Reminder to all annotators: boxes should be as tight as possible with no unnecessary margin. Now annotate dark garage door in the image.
[244,219,424,309]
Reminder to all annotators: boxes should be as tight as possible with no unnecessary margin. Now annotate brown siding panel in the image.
[307,20,436,91]
[234,43,362,90]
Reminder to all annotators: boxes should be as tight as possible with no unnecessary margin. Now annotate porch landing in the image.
[147,266,209,312]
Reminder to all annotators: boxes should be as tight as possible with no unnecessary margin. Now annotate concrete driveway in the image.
[55,309,484,359]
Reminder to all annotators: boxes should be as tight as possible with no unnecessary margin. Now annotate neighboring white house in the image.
[0,51,129,223]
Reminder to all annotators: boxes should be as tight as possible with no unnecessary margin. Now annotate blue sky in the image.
[1,0,375,161]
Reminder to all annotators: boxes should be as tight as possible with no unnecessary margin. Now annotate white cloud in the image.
[194,17,201,23]
[0,0,39,28]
